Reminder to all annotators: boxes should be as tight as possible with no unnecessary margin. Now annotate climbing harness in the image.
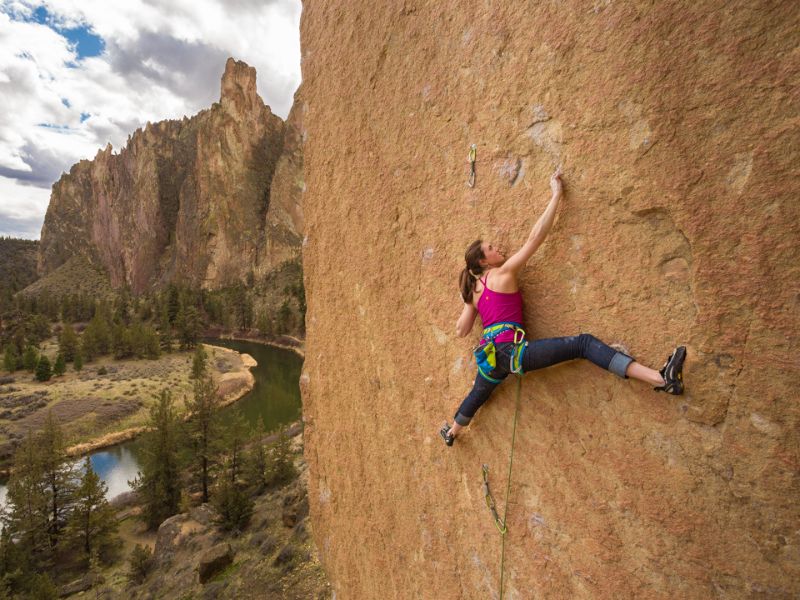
[482,374,523,600]
[467,143,477,187]
[473,322,527,383]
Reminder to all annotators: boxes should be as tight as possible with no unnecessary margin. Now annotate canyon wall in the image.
[38,58,303,294]
[300,2,799,598]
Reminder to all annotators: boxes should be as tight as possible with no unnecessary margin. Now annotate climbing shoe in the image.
[440,422,455,447]
[654,345,686,395]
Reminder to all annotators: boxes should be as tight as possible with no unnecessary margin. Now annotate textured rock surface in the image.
[38,58,303,294]
[300,2,799,598]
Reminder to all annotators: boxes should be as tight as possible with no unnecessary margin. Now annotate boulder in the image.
[189,503,217,526]
[153,513,188,567]
[59,573,104,597]
[197,543,234,584]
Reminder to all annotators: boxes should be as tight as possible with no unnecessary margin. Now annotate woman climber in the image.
[440,168,686,446]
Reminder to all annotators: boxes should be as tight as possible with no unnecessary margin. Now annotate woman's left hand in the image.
[550,167,563,194]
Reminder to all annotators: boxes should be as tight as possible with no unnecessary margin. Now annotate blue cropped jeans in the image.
[454,333,634,426]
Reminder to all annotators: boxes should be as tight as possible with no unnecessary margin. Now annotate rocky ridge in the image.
[38,58,304,294]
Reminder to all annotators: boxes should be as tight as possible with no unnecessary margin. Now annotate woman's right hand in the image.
[550,167,563,194]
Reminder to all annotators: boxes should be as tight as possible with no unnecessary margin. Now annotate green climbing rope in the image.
[483,373,523,600]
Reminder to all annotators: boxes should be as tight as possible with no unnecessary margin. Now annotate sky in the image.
[0,0,301,240]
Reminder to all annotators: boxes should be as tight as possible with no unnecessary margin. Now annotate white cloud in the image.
[0,0,301,239]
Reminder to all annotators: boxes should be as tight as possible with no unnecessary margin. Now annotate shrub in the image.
[213,477,253,532]
[53,354,66,377]
[97,366,107,376]
[266,431,297,487]
[127,543,153,584]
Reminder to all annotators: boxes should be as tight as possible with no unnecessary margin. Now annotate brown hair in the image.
[459,239,485,303]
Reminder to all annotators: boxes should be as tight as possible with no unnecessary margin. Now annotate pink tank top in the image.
[477,272,524,344]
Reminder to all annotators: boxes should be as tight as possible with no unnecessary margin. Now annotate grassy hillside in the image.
[20,254,114,301]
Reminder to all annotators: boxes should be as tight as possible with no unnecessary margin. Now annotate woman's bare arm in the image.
[456,302,478,337]
[500,168,563,276]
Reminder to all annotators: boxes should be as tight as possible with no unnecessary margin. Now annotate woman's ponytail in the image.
[459,240,485,303]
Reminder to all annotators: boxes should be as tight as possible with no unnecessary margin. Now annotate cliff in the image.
[38,58,303,294]
[300,2,799,599]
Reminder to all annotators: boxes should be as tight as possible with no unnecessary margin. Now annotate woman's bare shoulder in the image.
[490,268,519,293]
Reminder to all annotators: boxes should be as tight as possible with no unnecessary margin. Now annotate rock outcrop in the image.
[38,58,304,294]
[300,2,799,599]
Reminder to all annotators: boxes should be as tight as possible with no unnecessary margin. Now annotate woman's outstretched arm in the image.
[500,168,564,276]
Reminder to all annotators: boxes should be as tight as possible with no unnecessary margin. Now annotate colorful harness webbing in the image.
[474,322,527,383]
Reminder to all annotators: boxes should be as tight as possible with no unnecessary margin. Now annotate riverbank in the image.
[65,345,256,458]
[0,344,257,468]
[204,327,306,358]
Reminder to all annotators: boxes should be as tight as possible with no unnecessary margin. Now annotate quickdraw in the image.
[468,143,477,187]
[482,464,506,534]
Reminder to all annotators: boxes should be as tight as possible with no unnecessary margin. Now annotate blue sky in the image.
[28,5,104,59]
[0,0,301,240]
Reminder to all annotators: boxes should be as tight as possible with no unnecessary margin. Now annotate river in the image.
[0,339,302,504]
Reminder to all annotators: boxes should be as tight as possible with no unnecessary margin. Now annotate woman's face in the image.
[480,242,506,267]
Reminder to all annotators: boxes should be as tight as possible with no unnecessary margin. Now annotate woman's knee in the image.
[577,333,598,356]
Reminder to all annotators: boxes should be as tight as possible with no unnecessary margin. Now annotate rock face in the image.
[300,2,799,599]
[38,58,303,294]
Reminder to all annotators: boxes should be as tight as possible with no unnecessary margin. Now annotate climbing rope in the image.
[468,143,477,187]
[482,373,523,600]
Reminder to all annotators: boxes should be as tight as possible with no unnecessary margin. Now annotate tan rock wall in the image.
[300,2,799,598]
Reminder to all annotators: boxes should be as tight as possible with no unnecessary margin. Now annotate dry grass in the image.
[0,344,254,459]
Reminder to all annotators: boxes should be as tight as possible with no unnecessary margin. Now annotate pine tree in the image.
[176,304,201,350]
[129,319,145,358]
[0,527,28,597]
[266,430,297,487]
[26,572,58,599]
[277,300,293,334]
[127,544,152,584]
[80,328,97,362]
[4,433,49,562]
[190,344,208,380]
[2,346,17,372]
[73,350,83,372]
[52,354,65,377]
[185,374,220,503]
[158,306,173,353]
[34,356,51,382]
[244,426,269,495]
[212,475,253,532]
[167,285,180,324]
[38,412,78,548]
[58,325,79,362]
[114,288,131,324]
[213,414,253,531]
[130,390,182,529]
[143,325,161,359]
[66,458,118,562]
[22,346,38,371]
[111,323,132,360]
[84,308,112,357]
